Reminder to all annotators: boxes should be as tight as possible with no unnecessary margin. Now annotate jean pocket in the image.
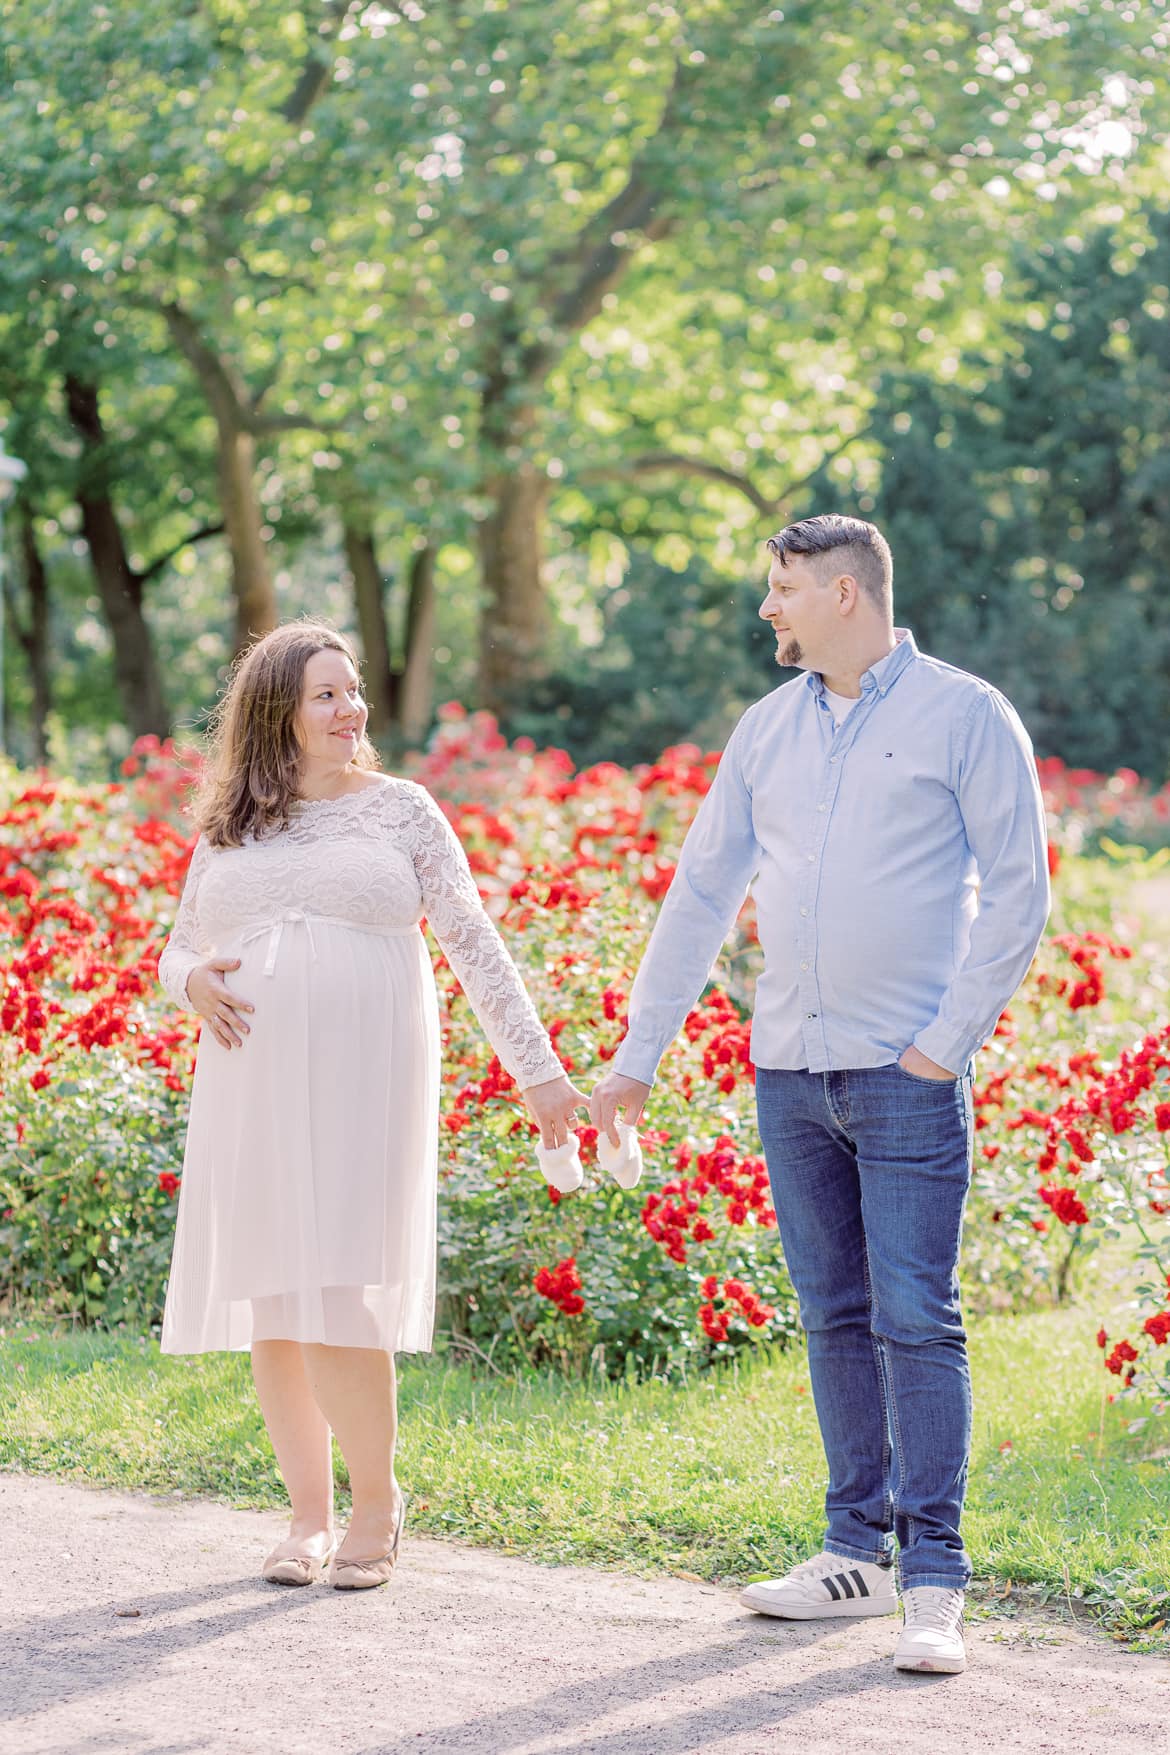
[891,1060,960,1089]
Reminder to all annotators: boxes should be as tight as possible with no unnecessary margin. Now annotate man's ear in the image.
[835,572,859,613]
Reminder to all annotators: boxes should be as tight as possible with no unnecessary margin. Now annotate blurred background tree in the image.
[2,0,1169,772]
[806,206,1170,776]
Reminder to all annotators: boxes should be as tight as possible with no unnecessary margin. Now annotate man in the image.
[590,514,1050,1675]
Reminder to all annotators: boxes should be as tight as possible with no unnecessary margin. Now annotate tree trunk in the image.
[63,376,170,739]
[15,507,52,762]
[219,424,275,653]
[469,97,676,709]
[342,518,395,735]
[476,464,550,716]
[158,303,276,655]
[401,543,436,743]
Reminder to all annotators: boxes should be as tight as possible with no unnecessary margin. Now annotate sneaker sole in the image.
[894,1649,966,1674]
[740,1586,899,1620]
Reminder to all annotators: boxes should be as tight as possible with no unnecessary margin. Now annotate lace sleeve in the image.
[403,785,563,1089]
[157,834,214,1011]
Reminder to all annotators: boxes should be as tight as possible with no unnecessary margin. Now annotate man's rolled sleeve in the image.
[613,718,761,1086]
[913,689,1051,1073]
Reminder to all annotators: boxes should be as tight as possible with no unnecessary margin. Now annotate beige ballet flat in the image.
[261,1533,337,1587]
[330,1493,407,1591]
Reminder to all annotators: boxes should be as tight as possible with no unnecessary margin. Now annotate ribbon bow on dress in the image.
[238,909,418,976]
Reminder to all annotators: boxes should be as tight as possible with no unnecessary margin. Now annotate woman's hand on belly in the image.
[187,957,255,1050]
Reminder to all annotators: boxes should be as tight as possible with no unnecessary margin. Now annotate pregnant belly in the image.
[208,916,429,1050]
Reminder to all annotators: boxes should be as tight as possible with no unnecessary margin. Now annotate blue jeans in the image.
[755,1064,974,1590]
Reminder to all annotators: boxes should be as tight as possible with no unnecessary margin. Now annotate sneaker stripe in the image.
[822,1574,842,1602]
[850,1569,871,1598]
[835,1572,855,1599]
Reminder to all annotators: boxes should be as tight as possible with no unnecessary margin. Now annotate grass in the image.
[2,1304,1167,1644]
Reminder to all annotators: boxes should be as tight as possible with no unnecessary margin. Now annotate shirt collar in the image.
[805,628,918,700]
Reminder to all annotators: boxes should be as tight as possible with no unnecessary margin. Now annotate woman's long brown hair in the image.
[193,620,380,848]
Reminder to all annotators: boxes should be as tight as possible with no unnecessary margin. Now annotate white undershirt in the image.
[823,687,860,725]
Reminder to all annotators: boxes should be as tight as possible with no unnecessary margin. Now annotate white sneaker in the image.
[894,1586,966,1673]
[740,1551,898,1620]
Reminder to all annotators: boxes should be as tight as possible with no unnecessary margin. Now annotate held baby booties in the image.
[536,1126,643,1193]
[596,1122,644,1190]
[535,1137,585,1194]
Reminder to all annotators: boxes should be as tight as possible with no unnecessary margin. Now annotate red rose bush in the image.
[1,728,1167,1390]
[0,760,202,1324]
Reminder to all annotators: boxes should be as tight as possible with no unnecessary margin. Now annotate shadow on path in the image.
[357,1620,947,1755]
[6,1575,308,1720]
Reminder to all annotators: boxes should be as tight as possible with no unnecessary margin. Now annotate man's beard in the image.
[776,637,802,668]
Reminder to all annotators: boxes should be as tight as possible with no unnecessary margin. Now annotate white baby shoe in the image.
[596,1122,643,1190]
[536,1137,584,1194]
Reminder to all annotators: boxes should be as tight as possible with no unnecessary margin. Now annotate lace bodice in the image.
[157,776,562,1089]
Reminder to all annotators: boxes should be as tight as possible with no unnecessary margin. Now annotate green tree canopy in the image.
[3,0,1170,766]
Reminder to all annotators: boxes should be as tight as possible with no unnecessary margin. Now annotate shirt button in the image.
[800,961,809,971]
[799,907,809,917]
[829,756,838,764]
[806,1012,817,1020]
[807,853,815,863]
[817,803,826,812]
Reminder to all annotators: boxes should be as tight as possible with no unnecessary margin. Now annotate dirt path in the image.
[3,1472,1167,1755]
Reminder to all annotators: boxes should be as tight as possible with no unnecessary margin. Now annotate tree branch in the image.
[143,294,349,436]
[157,300,251,428]
[250,363,284,413]
[576,452,781,515]
[248,410,350,436]
[500,61,694,396]
[216,1,359,216]
[862,141,968,173]
[281,1,356,125]
[545,167,674,336]
[573,428,872,518]
[135,522,226,586]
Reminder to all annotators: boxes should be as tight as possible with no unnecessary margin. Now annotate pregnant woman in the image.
[158,620,582,1589]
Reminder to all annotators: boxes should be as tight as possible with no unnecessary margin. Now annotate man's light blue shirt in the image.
[613,632,1051,1082]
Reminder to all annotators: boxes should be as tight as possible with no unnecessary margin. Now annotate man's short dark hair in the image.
[766,515,893,614]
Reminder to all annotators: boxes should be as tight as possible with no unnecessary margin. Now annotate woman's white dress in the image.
[156,777,561,1355]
